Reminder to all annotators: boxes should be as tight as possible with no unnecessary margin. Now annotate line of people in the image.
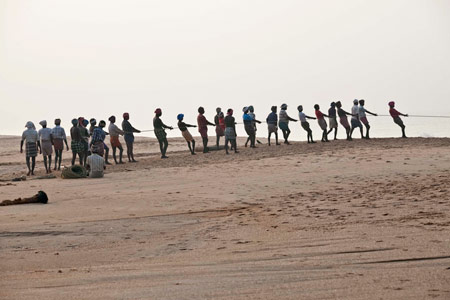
[20,101,408,176]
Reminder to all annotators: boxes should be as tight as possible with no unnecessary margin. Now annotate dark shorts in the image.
[301,122,311,131]
[124,134,134,144]
[154,128,167,142]
[279,122,289,131]
[245,124,255,136]
[393,116,404,127]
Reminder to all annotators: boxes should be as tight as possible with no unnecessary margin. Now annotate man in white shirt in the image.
[86,150,106,178]
[51,119,69,170]
[108,116,125,164]
[38,120,53,174]
[350,99,364,139]
[358,99,378,139]
[20,121,40,176]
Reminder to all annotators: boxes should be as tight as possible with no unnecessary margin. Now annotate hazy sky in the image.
[1,0,450,136]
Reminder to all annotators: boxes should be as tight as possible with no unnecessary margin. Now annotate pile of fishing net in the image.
[61,165,87,179]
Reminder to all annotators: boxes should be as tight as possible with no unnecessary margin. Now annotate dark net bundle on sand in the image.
[0,191,48,206]
[61,165,87,179]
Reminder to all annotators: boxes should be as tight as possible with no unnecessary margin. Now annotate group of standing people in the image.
[20,101,409,176]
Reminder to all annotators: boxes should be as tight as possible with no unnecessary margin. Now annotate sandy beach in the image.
[1,136,449,299]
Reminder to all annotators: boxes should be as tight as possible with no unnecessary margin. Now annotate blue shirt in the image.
[266,112,278,125]
[328,107,337,118]
[91,127,106,145]
[243,113,253,124]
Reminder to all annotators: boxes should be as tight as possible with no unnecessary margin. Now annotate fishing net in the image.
[61,165,87,179]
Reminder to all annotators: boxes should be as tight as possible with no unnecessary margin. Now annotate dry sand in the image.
[1,136,449,299]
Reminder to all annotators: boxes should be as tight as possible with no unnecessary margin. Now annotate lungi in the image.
[154,128,167,142]
[279,122,289,131]
[110,136,122,148]
[91,141,105,157]
[41,140,53,156]
[81,139,89,152]
[244,124,255,136]
[318,118,327,130]
[351,118,362,129]
[26,142,38,157]
[53,138,64,151]
[339,117,350,129]
[329,117,338,129]
[199,128,208,138]
[215,125,224,137]
[360,117,369,126]
[224,127,236,140]
[182,130,194,142]
[268,123,278,133]
[71,140,84,154]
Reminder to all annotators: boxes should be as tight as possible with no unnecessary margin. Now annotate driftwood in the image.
[0,191,48,206]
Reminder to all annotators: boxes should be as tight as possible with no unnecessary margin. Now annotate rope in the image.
[377,114,450,119]
[124,114,450,135]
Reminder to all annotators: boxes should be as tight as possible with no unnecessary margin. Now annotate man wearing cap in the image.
[38,120,54,173]
[177,113,197,155]
[389,101,408,138]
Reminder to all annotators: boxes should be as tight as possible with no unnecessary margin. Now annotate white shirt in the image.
[358,106,367,118]
[351,105,359,120]
[38,127,52,141]
[108,123,124,137]
[22,129,39,143]
[51,126,67,139]
[87,154,105,173]
[298,112,307,123]
[279,109,289,123]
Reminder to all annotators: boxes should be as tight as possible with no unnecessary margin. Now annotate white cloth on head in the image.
[25,121,35,129]
[39,120,47,127]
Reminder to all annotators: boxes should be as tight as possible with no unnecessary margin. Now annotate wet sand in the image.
[1,136,449,299]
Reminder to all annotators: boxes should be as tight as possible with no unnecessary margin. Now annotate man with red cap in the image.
[122,112,141,162]
[389,101,408,138]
